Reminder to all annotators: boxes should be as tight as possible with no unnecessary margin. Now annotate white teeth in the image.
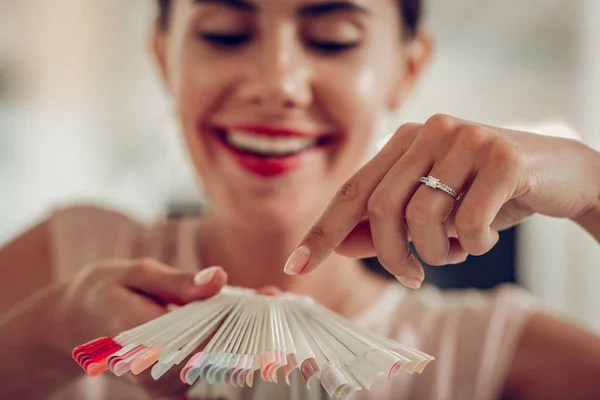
[225,130,317,156]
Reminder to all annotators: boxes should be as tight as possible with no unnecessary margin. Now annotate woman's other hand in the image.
[51,260,227,397]
[284,114,600,287]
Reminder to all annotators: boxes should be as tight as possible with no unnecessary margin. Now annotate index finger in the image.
[283,124,420,275]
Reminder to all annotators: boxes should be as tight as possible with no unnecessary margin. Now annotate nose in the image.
[237,27,312,112]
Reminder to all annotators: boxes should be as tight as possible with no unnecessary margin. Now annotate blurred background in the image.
[1,1,599,329]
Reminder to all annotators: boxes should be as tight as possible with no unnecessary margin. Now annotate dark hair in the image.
[157,0,422,38]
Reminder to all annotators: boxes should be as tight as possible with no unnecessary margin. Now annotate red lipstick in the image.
[214,125,323,178]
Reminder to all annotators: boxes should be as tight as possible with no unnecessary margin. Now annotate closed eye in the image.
[306,39,359,53]
[199,32,251,47]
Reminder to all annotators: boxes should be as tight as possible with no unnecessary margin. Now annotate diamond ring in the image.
[419,176,459,199]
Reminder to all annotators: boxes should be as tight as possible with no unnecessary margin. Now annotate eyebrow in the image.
[299,1,369,17]
[193,0,368,16]
[193,0,257,12]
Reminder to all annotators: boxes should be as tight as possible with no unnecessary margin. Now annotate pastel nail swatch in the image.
[72,286,434,399]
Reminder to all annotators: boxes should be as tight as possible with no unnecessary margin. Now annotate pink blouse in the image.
[46,205,536,400]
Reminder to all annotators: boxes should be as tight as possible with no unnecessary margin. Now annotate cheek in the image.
[169,46,236,161]
[318,35,404,145]
[355,67,380,99]
[316,61,387,151]
[174,63,215,172]
[166,32,233,122]
[172,56,218,126]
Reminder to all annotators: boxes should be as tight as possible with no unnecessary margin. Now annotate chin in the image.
[227,194,323,234]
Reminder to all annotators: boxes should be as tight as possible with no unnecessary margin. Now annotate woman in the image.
[1,0,600,399]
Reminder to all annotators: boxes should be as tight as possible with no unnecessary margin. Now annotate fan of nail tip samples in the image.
[72,286,434,399]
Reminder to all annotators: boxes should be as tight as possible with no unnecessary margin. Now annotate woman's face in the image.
[154,0,428,230]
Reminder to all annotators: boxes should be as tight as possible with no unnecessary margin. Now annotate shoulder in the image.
[48,203,141,229]
[46,203,203,277]
[47,204,165,280]
[47,203,145,256]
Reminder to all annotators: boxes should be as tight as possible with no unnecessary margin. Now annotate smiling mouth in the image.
[216,128,332,158]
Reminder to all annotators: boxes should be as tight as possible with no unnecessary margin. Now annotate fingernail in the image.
[284,246,311,275]
[193,266,219,286]
[449,253,469,265]
[396,276,422,290]
[491,230,500,246]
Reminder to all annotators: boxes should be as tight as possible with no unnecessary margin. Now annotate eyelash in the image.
[199,33,359,54]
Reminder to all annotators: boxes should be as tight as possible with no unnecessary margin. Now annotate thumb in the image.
[119,259,227,305]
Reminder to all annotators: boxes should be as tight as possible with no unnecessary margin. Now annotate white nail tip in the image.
[193,266,219,286]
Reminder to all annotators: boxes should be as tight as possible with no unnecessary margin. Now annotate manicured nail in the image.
[396,276,422,290]
[283,246,311,275]
[193,266,219,286]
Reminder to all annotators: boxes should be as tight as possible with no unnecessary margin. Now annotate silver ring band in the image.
[419,176,459,199]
